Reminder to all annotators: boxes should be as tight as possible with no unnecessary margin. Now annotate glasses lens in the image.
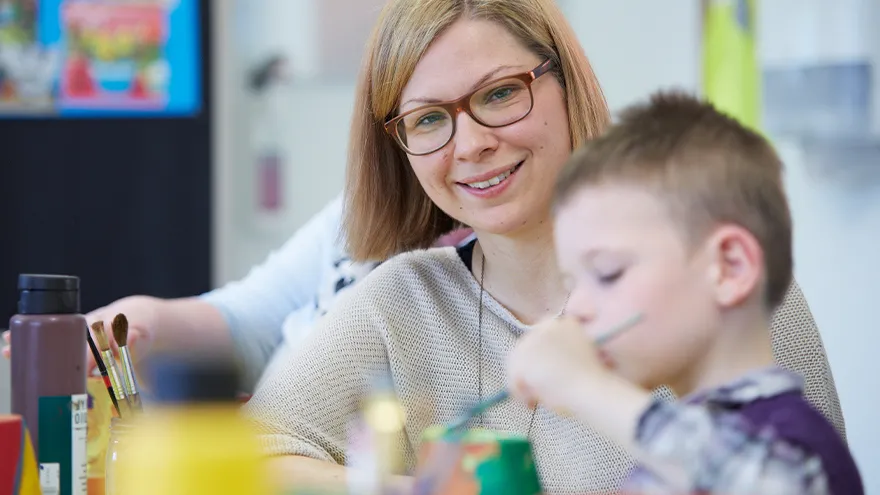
[396,107,453,155]
[471,78,532,127]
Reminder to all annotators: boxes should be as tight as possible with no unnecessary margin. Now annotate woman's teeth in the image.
[466,164,519,189]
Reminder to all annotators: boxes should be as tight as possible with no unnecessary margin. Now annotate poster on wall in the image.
[0,0,200,117]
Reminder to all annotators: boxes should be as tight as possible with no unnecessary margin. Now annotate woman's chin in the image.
[467,214,547,238]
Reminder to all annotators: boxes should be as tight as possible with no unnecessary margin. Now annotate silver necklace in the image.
[476,250,570,437]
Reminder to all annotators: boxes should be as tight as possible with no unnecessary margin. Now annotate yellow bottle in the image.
[112,351,274,495]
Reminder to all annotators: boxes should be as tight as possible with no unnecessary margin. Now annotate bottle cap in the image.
[16,274,80,315]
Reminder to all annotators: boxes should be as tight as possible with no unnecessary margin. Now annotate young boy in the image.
[507,91,863,494]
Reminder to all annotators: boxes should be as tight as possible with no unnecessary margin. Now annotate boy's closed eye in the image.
[596,269,624,285]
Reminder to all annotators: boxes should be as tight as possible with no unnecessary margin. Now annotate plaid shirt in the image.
[623,367,833,495]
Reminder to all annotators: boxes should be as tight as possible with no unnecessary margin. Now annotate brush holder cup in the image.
[104,417,136,495]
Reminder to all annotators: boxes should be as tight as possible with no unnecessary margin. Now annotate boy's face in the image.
[554,184,720,392]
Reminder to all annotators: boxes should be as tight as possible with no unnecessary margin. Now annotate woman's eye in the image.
[485,85,522,105]
[487,86,515,102]
[415,112,446,127]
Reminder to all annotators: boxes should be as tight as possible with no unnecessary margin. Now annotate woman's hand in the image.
[3,295,161,373]
[83,296,160,370]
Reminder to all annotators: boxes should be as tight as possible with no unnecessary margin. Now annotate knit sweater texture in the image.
[244,247,845,494]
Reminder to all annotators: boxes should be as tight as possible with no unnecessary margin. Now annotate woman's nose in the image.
[452,111,499,162]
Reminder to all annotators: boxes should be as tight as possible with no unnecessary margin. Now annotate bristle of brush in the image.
[112,313,129,348]
[90,321,111,352]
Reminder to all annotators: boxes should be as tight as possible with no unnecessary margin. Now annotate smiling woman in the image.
[242,1,846,494]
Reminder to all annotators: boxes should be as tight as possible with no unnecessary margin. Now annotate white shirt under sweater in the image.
[244,246,845,494]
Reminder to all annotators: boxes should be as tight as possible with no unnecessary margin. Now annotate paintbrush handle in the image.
[101,349,131,414]
[447,389,510,433]
[128,392,143,411]
[87,332,121,416]
[472,389,509,417]
[118,347,143,411]
[593,313,643,347]
[447,314,643,434]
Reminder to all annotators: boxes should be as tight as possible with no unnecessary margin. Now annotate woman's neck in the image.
[473,225,568,326]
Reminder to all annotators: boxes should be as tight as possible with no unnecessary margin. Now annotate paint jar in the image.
[414,427,542,495]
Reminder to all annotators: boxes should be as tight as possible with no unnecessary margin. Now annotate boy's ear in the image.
[705,225,764,308]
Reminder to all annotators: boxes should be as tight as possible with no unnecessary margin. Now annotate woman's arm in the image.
[126,296,231,352]
[4,195,348,385]
[202,194,345,389]
[267,456,347,490]
[267,456,413,494]
[243,272,407,494]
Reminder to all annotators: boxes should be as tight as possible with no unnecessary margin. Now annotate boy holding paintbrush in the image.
[507,91,863,494]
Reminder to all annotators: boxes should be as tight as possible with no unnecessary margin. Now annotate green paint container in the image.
[415,426,542,495]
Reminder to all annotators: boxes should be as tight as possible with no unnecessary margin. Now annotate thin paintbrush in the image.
[593,313,643,347]
[91,321,131,416]
[444,312,645,437]
[87,327,121,417]
[112,313,143,412]
[414,312,645,495]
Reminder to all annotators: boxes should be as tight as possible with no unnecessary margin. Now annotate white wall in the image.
[560,0,700,112]
[781,139,880,488]
[213,0,359,285]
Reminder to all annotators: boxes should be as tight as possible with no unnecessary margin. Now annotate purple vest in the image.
[738,392,863,495]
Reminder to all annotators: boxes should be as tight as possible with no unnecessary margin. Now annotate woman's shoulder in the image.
[361,247,473,298]
[315,246,477,337]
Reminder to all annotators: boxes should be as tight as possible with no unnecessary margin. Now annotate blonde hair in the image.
[555,90,793,308]
[345,0,610,261]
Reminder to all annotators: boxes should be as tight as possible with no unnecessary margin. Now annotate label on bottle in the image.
[39,463,60,495]
[39,394,89,495]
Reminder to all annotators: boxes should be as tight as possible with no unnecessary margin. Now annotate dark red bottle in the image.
[10,274,88,495]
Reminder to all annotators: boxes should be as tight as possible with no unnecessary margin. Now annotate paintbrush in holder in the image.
[112,314,143,412]
[87,328,121,417]
[91,321,132,416]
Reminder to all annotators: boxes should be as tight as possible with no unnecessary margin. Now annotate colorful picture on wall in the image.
[0,0,56,113]
[0,0,200,117]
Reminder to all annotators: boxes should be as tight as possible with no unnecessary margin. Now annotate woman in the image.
[245,0,845,493]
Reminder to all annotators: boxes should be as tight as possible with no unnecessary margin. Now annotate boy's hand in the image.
[507,315,612,416]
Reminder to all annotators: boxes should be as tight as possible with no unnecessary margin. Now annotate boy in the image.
[507,91,863,494]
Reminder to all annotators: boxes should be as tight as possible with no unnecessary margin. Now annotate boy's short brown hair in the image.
[554,90,792,309]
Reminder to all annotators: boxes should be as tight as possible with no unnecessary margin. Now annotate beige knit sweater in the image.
[244,247,845,495]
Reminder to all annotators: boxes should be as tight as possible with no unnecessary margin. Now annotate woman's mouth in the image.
[458,161,524,196]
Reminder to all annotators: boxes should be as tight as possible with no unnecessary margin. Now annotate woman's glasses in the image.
[385,59,555,156]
